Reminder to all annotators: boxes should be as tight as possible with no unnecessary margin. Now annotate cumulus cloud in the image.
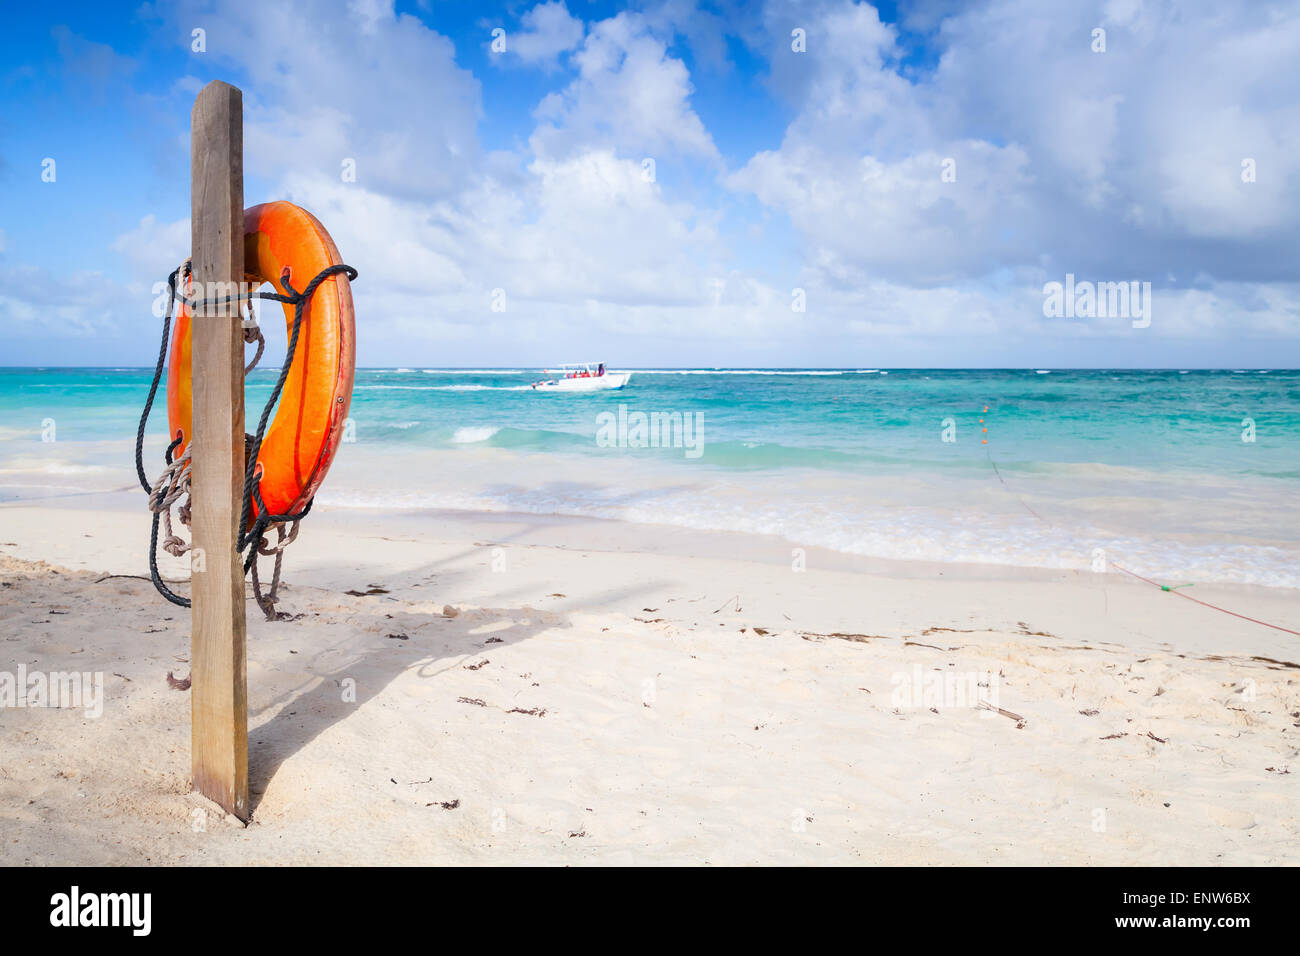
[161,0,484,202]
[267,146,781,361]
[933,0,1300,248]
[506,1,586,67]
[734,0,1300,287]
[713,0,1300,353]
[530,12,720,162]
[735,141,1036,287]
[127,0,744,363]
[7,0,1298,365]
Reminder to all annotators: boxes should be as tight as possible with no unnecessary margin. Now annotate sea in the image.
[2,367,1298,588]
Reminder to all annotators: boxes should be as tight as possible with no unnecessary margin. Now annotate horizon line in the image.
[1,365,1293,373]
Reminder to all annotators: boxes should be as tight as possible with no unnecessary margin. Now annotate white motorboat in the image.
[530,364,630,391]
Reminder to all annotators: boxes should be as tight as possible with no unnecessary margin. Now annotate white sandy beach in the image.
[2,487,1297,866]
[5,0,1300,885]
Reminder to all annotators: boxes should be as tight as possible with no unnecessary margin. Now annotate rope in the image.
[233,266,355,581]
[1110,562,1300,637]
[135,263,191,608]
[249,520,300,619]
[135,262,188,495]
[986,446,1048,524]
[242,296,265,375]
[144,435,190,607]
[148,445,192,558]
[982,420,1299,637]
[135,259,357,618]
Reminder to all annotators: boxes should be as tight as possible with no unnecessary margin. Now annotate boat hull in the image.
[531,372,630,391]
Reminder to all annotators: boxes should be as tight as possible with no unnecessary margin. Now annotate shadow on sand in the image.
[243,520,669,814]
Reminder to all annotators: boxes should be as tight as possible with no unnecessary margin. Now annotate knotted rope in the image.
[148,445,192,558]
[135,258,357,619]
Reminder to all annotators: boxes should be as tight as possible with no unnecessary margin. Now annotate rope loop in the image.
[135,259,357,616]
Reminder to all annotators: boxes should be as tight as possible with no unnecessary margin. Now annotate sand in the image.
[1,492,1298,865]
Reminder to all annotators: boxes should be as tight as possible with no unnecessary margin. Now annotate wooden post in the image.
[189,80,248,821]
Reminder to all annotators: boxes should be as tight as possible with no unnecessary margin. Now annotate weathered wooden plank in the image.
[189,80,248,821]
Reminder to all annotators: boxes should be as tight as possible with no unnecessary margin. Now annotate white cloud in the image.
[109,215,190,291]
[266,146,785,360]
[927,0,1300,244]
[530,12,720,162]
[0,264,134,340]
[734,141,1035,287]
[141,1,743,363]
[722,0,1300,350]
[11,0,1298,366]
[165,0,483,202]
[507,1,585,67]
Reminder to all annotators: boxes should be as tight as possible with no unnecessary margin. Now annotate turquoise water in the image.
[4,366,1298,477]
[348,367,1300,479]
[3,367,1298,585]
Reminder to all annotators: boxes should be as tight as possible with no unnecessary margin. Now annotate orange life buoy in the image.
[167,201,355,522]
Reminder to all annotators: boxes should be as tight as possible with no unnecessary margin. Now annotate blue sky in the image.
[2,0,1298,367]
